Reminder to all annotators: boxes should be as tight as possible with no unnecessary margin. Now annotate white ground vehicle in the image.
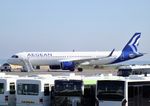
[16,75,55,106]
[0,63,11,72]
[117,65,150,77]
[0,75,18,106]
[96,74,150,106]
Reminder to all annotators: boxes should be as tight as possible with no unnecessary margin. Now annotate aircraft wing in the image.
[59,49,115,64]
[59,57,99,64]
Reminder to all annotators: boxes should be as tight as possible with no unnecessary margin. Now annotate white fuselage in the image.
[8,51,122,66]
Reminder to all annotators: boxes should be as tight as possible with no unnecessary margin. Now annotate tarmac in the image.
[3,67,117,77]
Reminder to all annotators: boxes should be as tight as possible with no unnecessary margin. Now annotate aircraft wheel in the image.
[78,68,83,72]
[70,68,75,72]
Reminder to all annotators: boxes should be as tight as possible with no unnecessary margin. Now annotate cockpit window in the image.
[11,55,19,58]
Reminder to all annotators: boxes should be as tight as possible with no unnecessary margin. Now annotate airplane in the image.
[7,33,144,72]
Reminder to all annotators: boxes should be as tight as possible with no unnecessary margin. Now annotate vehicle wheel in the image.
[1,70,3,72]
[78,68,83,72]
[70,68,75,72]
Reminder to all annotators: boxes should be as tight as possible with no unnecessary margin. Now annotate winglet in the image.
[108,49,115,57]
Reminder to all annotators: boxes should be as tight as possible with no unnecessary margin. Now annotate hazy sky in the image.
[0,0,150,62]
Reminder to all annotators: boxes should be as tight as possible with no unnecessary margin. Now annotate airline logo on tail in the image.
[112,33,143,63]
[123,32,141,54]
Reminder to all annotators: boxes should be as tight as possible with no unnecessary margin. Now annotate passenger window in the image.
[10,83,15,94]
[0,83,4,94]
[44,84,50,96]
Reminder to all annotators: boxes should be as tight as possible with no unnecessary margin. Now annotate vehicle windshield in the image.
[17,84,39,95]
[54,80,83,96]
[97,80,125,101]
[0,83,4,94]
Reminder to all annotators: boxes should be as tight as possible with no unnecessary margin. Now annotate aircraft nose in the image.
[7,58,14,64]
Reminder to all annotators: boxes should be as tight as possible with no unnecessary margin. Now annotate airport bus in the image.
[16,75,55,106]
[96,74,150,106]
[117,65,150,77]
[0,75,18,106]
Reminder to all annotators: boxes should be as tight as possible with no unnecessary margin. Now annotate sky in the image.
[0,0,150,62]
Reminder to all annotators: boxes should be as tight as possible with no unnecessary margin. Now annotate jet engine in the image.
[61,61,75,71]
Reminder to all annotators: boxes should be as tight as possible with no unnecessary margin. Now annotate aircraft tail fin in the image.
[122,32,141,54]
[112,33,143,64]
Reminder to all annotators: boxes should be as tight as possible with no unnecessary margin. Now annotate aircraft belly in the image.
[30,59,60,65]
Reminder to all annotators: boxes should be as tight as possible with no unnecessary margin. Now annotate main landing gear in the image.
[77,67,83,72]
[69,68,83,72]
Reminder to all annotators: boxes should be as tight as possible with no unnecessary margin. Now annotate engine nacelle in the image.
[61,61,75,70]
